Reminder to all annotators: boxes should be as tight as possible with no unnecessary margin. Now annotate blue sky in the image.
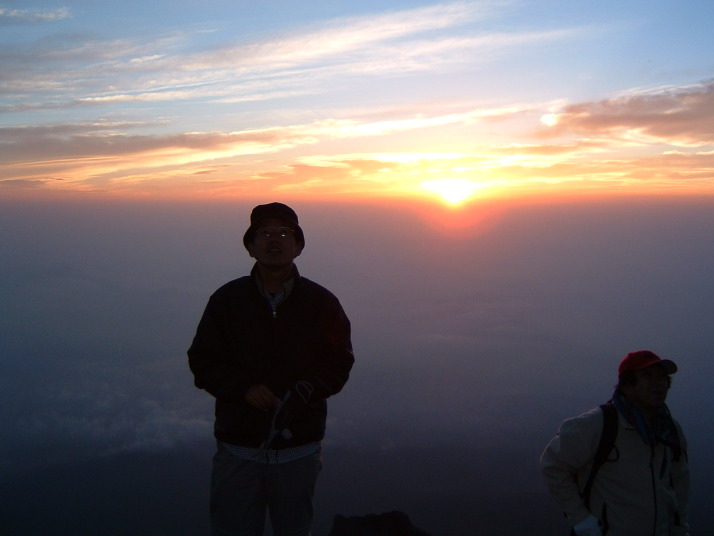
[1,0,713,200]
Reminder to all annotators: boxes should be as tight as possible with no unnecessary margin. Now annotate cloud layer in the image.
[2,2,711,199]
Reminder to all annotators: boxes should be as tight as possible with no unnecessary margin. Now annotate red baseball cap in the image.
[618,350,677,375]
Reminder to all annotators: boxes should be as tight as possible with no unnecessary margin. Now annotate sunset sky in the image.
[2,0,713,203]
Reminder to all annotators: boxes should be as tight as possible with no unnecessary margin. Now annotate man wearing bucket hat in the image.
[540,350,689,536]
[188,202,354,536]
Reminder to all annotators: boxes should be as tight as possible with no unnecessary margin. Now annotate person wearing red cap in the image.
[540,350,689,536]
[188,202,354,536]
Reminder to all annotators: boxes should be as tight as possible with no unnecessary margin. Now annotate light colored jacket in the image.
[540,406,689,536]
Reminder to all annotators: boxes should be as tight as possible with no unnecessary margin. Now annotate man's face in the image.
[621,364,671,415]
[247,218,303,268]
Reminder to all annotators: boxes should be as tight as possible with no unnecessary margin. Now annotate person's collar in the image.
[613,390,671,442]
[251,263,298,298]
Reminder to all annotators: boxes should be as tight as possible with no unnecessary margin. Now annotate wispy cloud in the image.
[0,7,70,23]
[0,103,529,186]
[186,2,485,69]
[1,2,712,199]
[0,2,566,114]
[2,79,714,198]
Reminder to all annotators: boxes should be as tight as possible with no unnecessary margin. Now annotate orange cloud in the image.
[3,78,714,201]
[540,80,714,147]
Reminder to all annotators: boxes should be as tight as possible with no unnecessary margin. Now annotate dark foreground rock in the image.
[328,510,433,536]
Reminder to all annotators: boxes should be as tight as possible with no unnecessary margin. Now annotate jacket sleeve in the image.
[295,295,354,400]
[540,409,603,526]
[671,421,690,536]
[187,293,251,404]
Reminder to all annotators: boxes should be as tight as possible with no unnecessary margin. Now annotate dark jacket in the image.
[188,264,354,448]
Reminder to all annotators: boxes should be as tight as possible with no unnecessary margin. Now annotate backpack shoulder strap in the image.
[581,402,618,508]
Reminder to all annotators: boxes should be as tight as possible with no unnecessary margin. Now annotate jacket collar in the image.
[251,263,301,298]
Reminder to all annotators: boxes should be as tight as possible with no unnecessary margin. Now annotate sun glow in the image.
[421,178,482,205]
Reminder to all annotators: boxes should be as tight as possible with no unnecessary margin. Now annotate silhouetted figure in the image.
[188,202,354,536]
[540,350,689,536]
[328,511,433,536]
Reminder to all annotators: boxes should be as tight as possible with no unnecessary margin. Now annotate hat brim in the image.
[639,359,678,374]
[658,359,678,374]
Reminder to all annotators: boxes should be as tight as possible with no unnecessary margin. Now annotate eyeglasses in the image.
[255,227,295,240]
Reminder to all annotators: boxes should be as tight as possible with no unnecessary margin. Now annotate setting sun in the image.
[421,178,481,205]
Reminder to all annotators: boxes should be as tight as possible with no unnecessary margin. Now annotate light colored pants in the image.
[210,443,322,536]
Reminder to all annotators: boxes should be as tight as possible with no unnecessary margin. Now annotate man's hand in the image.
[573,515,602,536]
[245,385,278,411]
[273,381,314,431]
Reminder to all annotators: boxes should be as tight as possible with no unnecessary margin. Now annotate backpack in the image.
[580,402,618,508]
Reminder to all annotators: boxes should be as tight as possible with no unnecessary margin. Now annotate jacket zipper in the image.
[269,286,293,318]
[649,446,657,536]
[267,294,281,318]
